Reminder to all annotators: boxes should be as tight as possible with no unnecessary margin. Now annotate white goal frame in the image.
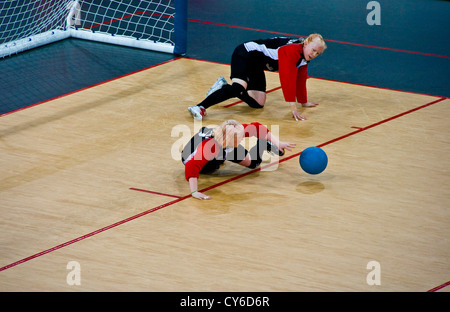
[0,0,187,58]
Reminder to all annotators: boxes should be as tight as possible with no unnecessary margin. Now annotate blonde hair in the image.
[212,120,245,148]
[304,33,327,50]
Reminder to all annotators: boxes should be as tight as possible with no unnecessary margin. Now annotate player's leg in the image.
[229,139,284,170]
[227,144,259,169]
[188,80,249,121]
[187,45,247,120]
[188,44,260,120]
[242,68,267,108]
[247,90,266,107]
[198,80,247,109]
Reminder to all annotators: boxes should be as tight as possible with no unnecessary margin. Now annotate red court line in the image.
[84,11,173,30]
[80,11,449,59]
[198,98,448,193]
[188,18,450,59]
[224,86,282,108]
[428,280,450,292]
[0,195,189,272]
[187,56,448,99]
[312,76,447,99]
[130,187,181,199]
[0,57,180,118]
[315,97,447,149]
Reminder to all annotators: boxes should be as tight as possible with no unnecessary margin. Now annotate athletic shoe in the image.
[188,105,207,121]
[261,139,285,156]
[206,76,228,97]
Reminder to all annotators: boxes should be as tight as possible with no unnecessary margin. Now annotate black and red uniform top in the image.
[242,37,310,103]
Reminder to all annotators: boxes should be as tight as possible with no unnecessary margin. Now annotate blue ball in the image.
[299,146,328,175]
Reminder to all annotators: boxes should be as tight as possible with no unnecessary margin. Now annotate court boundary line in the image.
[1,53,447,119]
[76,10,450,59]
[0,57,181,118]
[2,97,447,293]
[193,97,447,193]
[0,196,189,272]
[183,56,448,99]
[221,80,445,109]
[187,18,450,59]
[427,280,450,292]
[129,187,181,199]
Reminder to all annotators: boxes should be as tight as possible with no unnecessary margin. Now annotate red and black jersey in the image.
[242,37,309,103]
[182,122,270,181]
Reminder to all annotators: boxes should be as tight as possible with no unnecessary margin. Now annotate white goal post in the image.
[0,0,187,58]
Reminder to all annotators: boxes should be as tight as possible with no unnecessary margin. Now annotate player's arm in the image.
[185,139,216,200]
[244,122,296,154]
[189,177,210,200]
[265,131,296,154]
[296,65,318,108]
[278,45,307,121]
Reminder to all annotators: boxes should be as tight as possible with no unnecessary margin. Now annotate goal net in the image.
[0,0,187,58]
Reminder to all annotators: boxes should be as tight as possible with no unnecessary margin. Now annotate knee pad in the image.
[230,82,246,97]
[230,82,264,109]
[248,159,262,169]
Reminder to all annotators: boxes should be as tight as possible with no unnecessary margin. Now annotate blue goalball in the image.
[299,146,328,175]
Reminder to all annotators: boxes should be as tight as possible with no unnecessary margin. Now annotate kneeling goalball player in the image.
[188,34,327,121]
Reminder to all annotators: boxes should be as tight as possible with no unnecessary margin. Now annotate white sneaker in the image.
[188,105,207,121]
[206,76,228,97]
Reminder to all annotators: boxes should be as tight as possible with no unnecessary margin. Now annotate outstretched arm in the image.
[185,139,217,200]
[265,131,296,154]
[243,122,296,154]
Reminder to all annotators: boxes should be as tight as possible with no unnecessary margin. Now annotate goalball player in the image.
[182,120,296,200]
[188,34,327,121]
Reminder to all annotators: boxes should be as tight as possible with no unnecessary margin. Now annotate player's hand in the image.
[292,109,307,121]
[191,191,211,200]
[279,142,296,154]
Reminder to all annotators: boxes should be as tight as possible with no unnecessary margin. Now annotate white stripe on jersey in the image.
[244,41,308,69]
[297,59,308,68]
[244,41,279,60]
[183,145,200,165]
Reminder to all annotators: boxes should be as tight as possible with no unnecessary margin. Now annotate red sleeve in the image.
[278,44,303,102]
[296,64,308,103]
[184,138,219,181]
[242,122,269,138]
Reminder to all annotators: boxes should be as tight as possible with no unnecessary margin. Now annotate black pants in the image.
[230,44,267,92]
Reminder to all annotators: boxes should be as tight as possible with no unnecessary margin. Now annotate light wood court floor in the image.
[0,58,449,292]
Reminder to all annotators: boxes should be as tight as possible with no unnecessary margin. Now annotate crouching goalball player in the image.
[181,120,296,200]
[188,34,327,122]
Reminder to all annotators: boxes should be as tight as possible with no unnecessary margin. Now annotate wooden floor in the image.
[0,58,449,292]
